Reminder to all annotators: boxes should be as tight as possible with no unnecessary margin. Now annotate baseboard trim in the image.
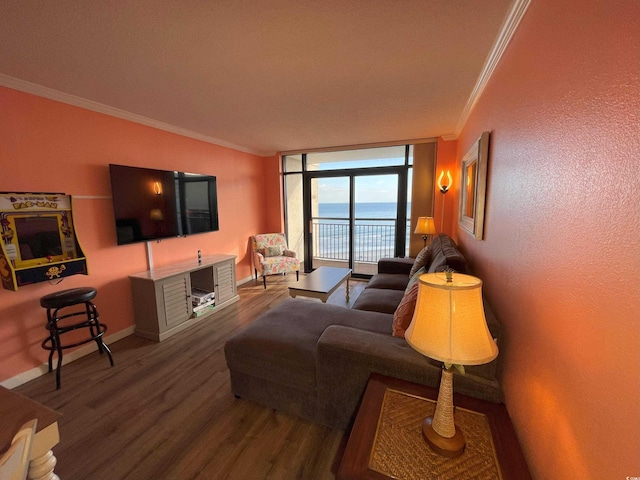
[237,275,255,286]
[1,325,136,389]
[4,276,255,389]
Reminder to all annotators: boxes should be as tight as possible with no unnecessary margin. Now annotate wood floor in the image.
[15,274,368,480]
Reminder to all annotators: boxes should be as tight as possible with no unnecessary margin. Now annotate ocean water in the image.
[318,202,403,220]
[314,202,410,261]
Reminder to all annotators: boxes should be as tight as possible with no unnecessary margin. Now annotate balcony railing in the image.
[312,218,409,264]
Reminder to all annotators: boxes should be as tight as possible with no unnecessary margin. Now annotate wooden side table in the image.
[337,374,531,480]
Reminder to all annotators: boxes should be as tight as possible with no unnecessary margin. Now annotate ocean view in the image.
[318,202,404,221]
[313,202,410,261]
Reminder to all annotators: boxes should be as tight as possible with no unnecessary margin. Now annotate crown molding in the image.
[0,74,270,157]
[440,133,458,142]
[455,0,532,135]
[280,137,438,156]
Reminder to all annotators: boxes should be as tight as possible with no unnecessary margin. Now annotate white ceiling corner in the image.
[455,0,532,137]
[0,1,523,156]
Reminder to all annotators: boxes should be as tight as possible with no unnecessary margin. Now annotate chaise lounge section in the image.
[224,234,503,429]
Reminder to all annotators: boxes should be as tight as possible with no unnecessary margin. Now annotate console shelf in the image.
[129,254,239,341]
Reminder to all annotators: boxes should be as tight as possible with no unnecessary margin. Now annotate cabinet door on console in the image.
[161,275,191,328]
[129,254,239,342]
[214,259,236,305]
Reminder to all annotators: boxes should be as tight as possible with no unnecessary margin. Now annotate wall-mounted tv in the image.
[109,164,219,245]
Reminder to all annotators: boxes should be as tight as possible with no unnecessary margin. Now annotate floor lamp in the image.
[437,170,452,232]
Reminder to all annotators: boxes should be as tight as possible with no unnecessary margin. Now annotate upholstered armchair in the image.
[251,233,300,288]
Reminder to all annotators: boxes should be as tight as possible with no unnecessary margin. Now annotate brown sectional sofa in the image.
[224,234,503,429]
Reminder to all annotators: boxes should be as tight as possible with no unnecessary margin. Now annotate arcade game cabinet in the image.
[0,193,88,291]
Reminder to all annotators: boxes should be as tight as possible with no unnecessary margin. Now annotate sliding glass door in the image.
[353,174,402,275]
[307,170,406,276]
[284,144,421,278]
[310,176,350,270]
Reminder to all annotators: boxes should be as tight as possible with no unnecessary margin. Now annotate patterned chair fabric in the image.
[251,233,300,288]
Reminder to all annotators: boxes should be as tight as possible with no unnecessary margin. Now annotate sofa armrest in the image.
[283,249,297,258]
[316,325,503,428]
[377,257,414,275]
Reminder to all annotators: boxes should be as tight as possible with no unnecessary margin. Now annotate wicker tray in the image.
[368,389,503,480]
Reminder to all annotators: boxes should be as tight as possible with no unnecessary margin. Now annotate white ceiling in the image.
[0,0,518,156]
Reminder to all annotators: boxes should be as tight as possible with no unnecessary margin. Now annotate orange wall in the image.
[0,86,280,382]
[435,138,457,237]
[453,1,640,479]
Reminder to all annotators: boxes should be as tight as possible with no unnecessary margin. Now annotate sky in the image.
[305,146,413,203]
[316,175,403,203]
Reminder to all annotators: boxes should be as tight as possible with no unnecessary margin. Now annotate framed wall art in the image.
[459,131,490,240]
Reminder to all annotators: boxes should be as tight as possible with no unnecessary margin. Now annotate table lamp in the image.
[414,217,436,247]
[404,271,498,457]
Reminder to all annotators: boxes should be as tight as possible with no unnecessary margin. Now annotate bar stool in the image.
[40,287,114,389]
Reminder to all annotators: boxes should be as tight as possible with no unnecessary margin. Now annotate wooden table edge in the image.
[336,373,531,480]
[288,267,351,301]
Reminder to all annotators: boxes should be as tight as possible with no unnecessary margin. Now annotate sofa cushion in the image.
[377,257,414,275]
[428,251,467,273]
[224,298,393,391]
[365,273,409,291]
[352,288,406,314]
[427,235,467,273]
[405,266,425,293]
[392,281,419,337]
[410,247,432,277]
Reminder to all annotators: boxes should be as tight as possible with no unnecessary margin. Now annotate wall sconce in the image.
[153,181,162,195]
[437,170,452,193]
[437,170,452,232]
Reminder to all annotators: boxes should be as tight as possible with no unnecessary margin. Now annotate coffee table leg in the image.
[345,276,350,301]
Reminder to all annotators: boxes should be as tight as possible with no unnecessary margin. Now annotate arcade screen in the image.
[14,216,63,260]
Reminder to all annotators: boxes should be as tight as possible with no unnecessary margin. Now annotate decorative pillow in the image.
[405,266,425,294]
[410,247,432,277]
[392,281,420,337]
[264,246,283,257]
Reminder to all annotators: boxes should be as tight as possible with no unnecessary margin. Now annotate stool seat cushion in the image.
[40,287,97,309]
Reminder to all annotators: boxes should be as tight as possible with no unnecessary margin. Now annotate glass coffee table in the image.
[288,266,352,303]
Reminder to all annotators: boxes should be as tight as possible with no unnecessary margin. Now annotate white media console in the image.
[129,254,239,341]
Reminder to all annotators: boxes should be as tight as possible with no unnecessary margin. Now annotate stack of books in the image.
[192,288,215,317]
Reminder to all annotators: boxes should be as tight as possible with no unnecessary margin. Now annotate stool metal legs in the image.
[42,301,114,389]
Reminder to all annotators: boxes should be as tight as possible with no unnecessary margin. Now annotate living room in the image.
[0,1,638,479]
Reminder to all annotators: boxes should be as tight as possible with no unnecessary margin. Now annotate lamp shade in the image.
[414,217,436,235]
[405,273,498,365]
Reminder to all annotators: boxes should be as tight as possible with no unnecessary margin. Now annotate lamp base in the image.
[422,416,466,458]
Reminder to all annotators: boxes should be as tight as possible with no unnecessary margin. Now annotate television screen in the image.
[109,164,219,245]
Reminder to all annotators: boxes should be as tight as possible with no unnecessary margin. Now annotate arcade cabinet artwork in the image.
[0,193,88,291]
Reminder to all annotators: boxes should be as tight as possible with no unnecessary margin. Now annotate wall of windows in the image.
[283,142,435,276]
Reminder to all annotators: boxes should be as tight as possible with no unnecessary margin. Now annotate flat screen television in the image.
[109,164,219,245]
